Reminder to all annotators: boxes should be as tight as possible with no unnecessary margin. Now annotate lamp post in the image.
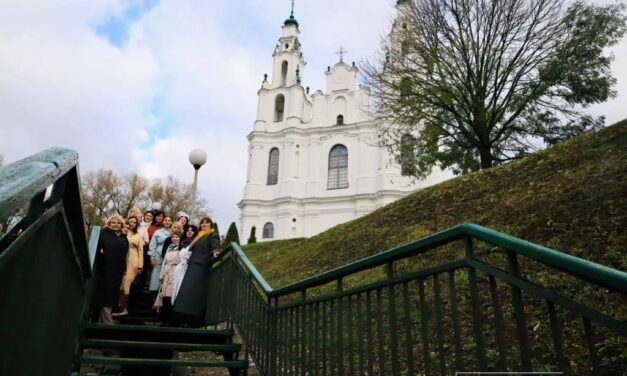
[188,149,207,224]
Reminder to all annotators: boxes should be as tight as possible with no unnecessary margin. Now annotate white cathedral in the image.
[239,2,448,243]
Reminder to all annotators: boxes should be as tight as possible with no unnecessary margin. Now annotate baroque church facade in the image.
[239,2,447,243]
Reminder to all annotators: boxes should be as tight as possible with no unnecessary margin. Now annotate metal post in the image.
[192,167,199,221]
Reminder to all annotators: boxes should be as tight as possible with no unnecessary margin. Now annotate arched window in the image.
[281,61,288,86]
[263,222,274,239]
[327,144,348,189]
[274,94,285,122]
[267,147,279,185]
[400,134,415,176]
[336,114,344,125]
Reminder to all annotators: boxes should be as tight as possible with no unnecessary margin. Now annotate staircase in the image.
[73,323,248,375]
[72,259,249,375]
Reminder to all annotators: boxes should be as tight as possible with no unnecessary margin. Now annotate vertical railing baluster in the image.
[402,281,415,375]
[303,300,309,376]
[311,302,322,375]
[418,278,431,376]
[366,290,375,376]
[246,279,253,349]
[489,275,508,371]
[546,301,569,373]
[300,300,306,376]
[507,250,533,371]
[466,237,487,370]
[256,289,262,356]
[288,305,294,376]
[583,317,600,373]
[269,298,278,375]
[288,307,298,375]
[448,270,463,370]
[293,306,304,375]
[376,288,386,376]
[336,279,344,375]
[433,274,447,375]
[322,300,328,376]
[357,292,365,375]
[347,294,355,375]
[387,262,401,375]
[278,307,285,375]
[330,298,336,375]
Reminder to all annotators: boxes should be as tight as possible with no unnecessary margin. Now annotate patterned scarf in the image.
[188,227,214,249]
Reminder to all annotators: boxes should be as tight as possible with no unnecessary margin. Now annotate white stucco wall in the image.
[239,10,449,243]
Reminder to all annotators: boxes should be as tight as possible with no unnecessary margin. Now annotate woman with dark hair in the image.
[147,210,164,242]
[181,225,198,247]
[93,214,129,324]
[178,215,189,228]
[173,217,220,327]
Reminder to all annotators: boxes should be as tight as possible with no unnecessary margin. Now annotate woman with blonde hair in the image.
[92,214,128,324]
[118,216,143,316]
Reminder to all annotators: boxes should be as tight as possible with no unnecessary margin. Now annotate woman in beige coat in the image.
[121,216,143,315]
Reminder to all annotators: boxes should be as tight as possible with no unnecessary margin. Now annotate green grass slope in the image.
[245,120,627,288]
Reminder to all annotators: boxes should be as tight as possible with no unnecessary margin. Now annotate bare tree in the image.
[148,176,211,220]
[109,173,149,216]
[82,169,118,228]
[362,0,626,176]
[81,169,211,228]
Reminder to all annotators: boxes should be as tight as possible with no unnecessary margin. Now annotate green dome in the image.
[397,0,409,4]
[284,14,299,27]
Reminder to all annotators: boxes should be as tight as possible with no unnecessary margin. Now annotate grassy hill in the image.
[244,120,627,288]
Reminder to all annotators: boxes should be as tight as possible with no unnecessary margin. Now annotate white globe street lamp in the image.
[188,149,207,223]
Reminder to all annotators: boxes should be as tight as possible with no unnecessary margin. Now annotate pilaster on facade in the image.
[239,4,449,243]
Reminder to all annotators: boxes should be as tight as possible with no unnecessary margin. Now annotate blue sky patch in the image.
[95,0,160,47]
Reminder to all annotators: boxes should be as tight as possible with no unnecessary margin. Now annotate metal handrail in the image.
[223,223,627,299]
[214,224,627,375]
[0,147,78,219]
[0,147,90,376]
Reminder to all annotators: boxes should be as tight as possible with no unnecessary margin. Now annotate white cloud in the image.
[0,0,156,169]
[1,0,626,231]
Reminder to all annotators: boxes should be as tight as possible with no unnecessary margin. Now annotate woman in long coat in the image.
[173,217,220,327]
[92,214,129,324]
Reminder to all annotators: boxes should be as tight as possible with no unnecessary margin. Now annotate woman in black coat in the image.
[173,217,220,327]
[92,214,129,324]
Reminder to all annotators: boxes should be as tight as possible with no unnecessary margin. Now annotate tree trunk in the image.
[479,146,493,169]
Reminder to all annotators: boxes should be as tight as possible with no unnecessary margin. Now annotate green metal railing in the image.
[207,224,627,375]
[2,147,626,375]
[0,148,90,376]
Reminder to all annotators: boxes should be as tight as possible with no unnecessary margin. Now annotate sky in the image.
[1,0,626,230]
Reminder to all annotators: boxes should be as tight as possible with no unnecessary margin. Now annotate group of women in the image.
[92,208,221,327]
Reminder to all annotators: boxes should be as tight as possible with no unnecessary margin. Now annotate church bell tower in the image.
[254,4,309,131]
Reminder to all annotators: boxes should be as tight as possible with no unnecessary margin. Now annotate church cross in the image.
[290,0,295,16]
[336,46,348,63]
